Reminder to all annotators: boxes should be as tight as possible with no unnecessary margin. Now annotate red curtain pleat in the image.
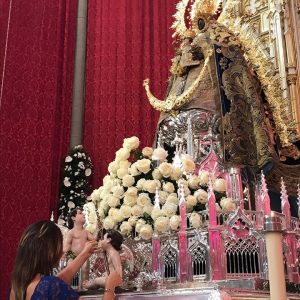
[0,0,77,296]
[84,0,178,186]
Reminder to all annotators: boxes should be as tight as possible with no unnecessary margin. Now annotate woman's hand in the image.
[82,240,98,257]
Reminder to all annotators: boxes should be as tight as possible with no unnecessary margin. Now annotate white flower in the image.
[171,168,182,181]
[122,174,135,187]
[186,195,197,210]
[129,162,140,176]
[128,216,138,226]
[85,168,92,176]
[166,193,178,205]
[220,197,236,211]
[136,179,146,190]
[213,178,227,193]
[131,205,143,216]
[142,147,153,158]
[115,148,131,162]
[111,185,124,198]
[65,156,72,162]
[85,223,97,234]
[182,158,195,173]
[125,186,138,197]
[120,221,132,236]
[119,160,130,169]
[152,169,162,180]
[123,194,137,207]
[144,180,160,194]
[123,136,140,150]
[151,207,162,220]
[163,182,175,193]
[111,209,124,222]
[137,193,151,206]
[136,159,151,174]
[140,224,153,240]
[64,177,71,187]
[159,191,169,204]
[108,161,119,174]
[188,176,200,190]
[158,162,173,177]
[120,205,132,218]
[190,212,202,228]
[117,168,128,179]
[67,201,75,208]
[103,217,116,230]
[154,216,170,233]
[135,219,146,233]
[194,189,208,204]
[143,204,154,215]
[152,147,168,161]
[107,195,120,208]
[161,202,177,217]
[199,171,209,185]
[170,215,181,231]
[90,189,101,202]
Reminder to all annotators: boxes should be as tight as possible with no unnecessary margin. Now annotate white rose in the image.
[188,176,200,190]
[163,182,175,193]
[166,193,179,205]
[154,216,170,233]
[220,197,236,211]
[171,168,182,181]
[128,216,138,226]
[97,207,105,218]
[115,148,130,162]
[182,158,195,173]
[117,168,128,179]
[142,147,153,158]
[137,193,151,206]
[190,212,202,228]
[144,180,160,194]
[194,189,208,204]
[120,205,132,218]
[65,156,72,162]
[161,202,177,217]
[123,136,140,150]
[213,178,227,193]
[103,217,116,230]
[119,160,130,169]
[152,147,168,161]
[90,189,101,202]
[199,171,209,185]
[129,162,140,176]
[107,195,120,208]
[186,195,197,210]
[111,185,125,198]
[122,174,135,187]
[152,168,162,180]
[120,221,133,236]
[125,186,138,197]
[85,168,92,176]
[131,205,143,216]
[99,200,109,211]
[170,215,181,231]
[151,207,162,220]
[108,161,119,174]
[111,209,124,223]
[136,178,146,190]
[158,162,173,178]
[140,224,154,240]
[143,204,154,215]
[159,191,169,204]
[136,159,151,174]
[135,219,146,233]
[123,194,137,207]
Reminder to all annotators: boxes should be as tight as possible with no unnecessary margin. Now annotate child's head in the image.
[67,207,85,229]
[103,230,123,251]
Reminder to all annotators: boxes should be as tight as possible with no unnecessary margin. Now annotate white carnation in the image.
[115,147,130,162]
[136,159,151,174]
[199,171,209,185]
[90,189,101,202]
[163,182,175,193]
[158,162,173,178]
[142,147,153,158]
[152,147,168,161]
[151,207,162,220]
[188,176,200,190]
[131,205,143,216]
[123,194,137,207]
[108,161,119,174]
[171,168,182,181]
[186,195,197,210]
[166,193,178,205]
[136,179,146,191]
[117,168,128,179]
[143,204,154,215]
[129,162,140,176]
[120,205,132,218]
[111,185,124,198]
[123,136,140,150]
[107,195,120,208]
[122,174,135,187]
[161,202,177,217]
[137,193,151,206]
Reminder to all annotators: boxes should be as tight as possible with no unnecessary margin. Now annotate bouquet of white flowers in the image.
[84,136,234,239]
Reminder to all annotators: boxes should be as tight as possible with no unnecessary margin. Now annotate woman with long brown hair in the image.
[10,220,97,300]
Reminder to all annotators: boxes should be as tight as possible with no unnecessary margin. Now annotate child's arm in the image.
[111,252,122,278]
[86,229,97,241]
[63,230,73,254]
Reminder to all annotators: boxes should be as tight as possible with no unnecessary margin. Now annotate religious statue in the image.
[144,0,300,199]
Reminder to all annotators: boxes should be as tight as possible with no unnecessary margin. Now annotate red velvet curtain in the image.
[0,0,77,296]
[84,0,178,186]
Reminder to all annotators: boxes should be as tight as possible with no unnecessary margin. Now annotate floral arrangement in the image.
[84,137,235,239]
[58,145,93,225]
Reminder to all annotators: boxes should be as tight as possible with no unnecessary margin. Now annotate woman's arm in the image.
[58,240,97,284]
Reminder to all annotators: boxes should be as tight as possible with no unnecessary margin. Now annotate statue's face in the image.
[197,18,206,31]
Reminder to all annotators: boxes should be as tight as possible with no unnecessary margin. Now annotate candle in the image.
[264,215,287,300]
